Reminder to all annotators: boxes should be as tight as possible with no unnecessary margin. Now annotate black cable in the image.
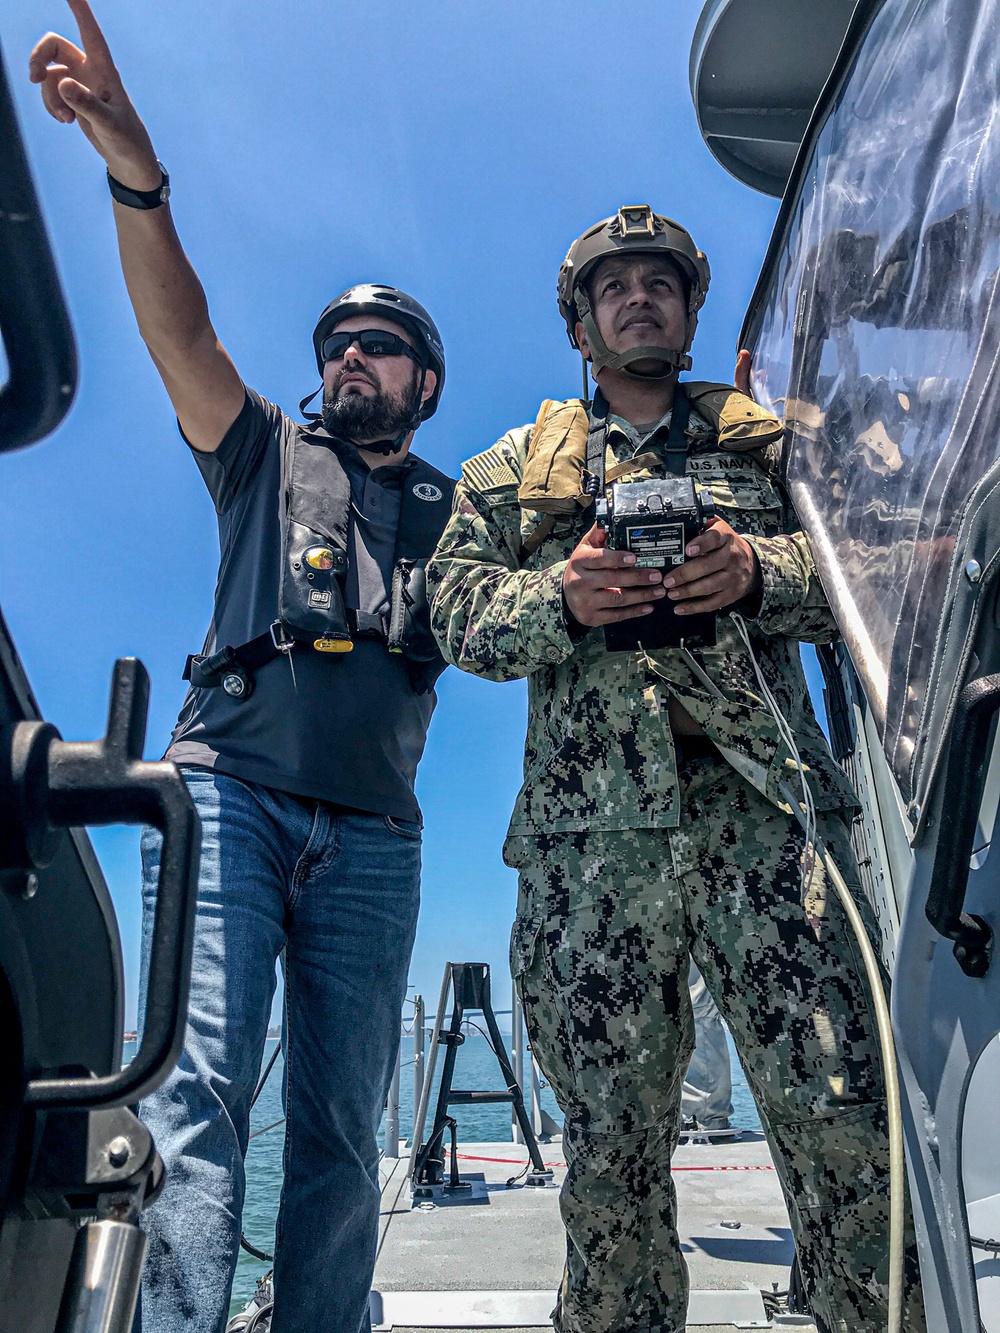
[463,1020,524,1100]
[244,1300,274,1332]
[240,1233,273,1263]
[972,1235,1000,1252]
[251,1042,281,1110]
[248,1117,286,1143]
[456,1019,539,1180]
[505,1160,530,1188]
[464,1019,498,1055]
[762,1287,790,1318]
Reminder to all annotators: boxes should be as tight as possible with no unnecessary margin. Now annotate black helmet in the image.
[312,284,446,421]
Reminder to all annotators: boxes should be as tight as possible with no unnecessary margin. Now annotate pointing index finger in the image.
[66,0,118,74]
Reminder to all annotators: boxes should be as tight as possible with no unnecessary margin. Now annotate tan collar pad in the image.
[684,382,784,451]
[517,398,592,514]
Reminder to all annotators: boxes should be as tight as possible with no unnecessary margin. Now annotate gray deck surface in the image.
[374,1132,806,1330]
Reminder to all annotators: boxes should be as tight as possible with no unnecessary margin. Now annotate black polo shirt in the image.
[165,388,435,820]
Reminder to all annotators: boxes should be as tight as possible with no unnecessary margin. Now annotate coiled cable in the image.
[780,783,905,1333]
[727,616,903,1333]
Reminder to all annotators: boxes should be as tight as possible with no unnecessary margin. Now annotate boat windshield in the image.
[745,0,1000,807]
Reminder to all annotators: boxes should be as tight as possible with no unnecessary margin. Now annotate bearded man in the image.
[30,4,453,1330]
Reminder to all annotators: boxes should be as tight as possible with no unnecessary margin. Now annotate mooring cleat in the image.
[526,1168,555,1186]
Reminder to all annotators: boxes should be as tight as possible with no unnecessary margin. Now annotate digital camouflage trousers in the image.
[504,752,926,1333]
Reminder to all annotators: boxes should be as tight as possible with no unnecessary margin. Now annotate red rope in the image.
[448,1151,775,1173]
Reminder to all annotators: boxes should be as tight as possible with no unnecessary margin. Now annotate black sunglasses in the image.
[320,328,422,364]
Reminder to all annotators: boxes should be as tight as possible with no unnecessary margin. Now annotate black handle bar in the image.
[924,674,999,979]
[0,39,77,453]
[14,659,199,1108]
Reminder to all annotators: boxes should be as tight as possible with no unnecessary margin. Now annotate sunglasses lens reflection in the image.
[322,330,413,361]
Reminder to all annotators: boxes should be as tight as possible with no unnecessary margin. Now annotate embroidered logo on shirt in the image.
[413,483,444,502]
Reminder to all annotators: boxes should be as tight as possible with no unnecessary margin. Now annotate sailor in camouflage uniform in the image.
[426,207,924,1333]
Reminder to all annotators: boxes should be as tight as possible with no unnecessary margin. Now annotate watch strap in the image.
[107,161,170,210]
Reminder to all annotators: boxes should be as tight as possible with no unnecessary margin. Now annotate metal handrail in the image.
[20,661,200,1109]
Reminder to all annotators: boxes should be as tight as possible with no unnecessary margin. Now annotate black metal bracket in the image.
[30,1103,163,1221]
[925,674,1000,978]
[0,659,200,1107]
[412,963,553,1192]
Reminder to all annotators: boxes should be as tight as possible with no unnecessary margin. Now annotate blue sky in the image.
[1,0,806,1026]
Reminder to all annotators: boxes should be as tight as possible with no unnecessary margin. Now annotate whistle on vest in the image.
[596,477,718,651]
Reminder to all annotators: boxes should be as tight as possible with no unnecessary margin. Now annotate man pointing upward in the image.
[31,5,453,1330]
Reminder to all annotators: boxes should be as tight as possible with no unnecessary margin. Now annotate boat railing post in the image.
[384,1035,401,1159]
[413,993,425,1145]
[406,964,452,1182]
[530,1048,543,1136]
[512,978,526,1145]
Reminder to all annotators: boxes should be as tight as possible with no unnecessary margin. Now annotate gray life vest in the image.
[184,426,455,699]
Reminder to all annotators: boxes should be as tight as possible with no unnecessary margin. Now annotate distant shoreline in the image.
[123,1026,283,1044]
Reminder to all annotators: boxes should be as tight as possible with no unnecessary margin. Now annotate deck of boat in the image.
[374,1132,816,1332]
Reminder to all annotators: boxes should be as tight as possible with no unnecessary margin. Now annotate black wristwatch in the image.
[107,160,170,210]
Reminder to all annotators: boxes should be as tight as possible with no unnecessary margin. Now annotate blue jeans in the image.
[134,768,420,1333]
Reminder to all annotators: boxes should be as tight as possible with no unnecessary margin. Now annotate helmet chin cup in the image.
[616,349,692,379]
[364,434,408,456]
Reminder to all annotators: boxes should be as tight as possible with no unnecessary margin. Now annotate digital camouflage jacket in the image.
[426,402,858,837]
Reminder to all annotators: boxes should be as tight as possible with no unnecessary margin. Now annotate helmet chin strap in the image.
[577,291,693,381]
[362,431,409,458]
[298,386,323,420]
[299,363,429,456]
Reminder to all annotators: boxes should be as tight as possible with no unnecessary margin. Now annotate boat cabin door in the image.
[693,1,1000,1328]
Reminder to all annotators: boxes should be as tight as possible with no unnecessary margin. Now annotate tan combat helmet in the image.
[557,204,711,384]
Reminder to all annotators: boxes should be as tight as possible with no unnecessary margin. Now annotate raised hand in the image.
[734,348,752,397]
[29,0,160,189]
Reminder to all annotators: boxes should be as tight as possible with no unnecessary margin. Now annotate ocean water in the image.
[127,1031,761,1318]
